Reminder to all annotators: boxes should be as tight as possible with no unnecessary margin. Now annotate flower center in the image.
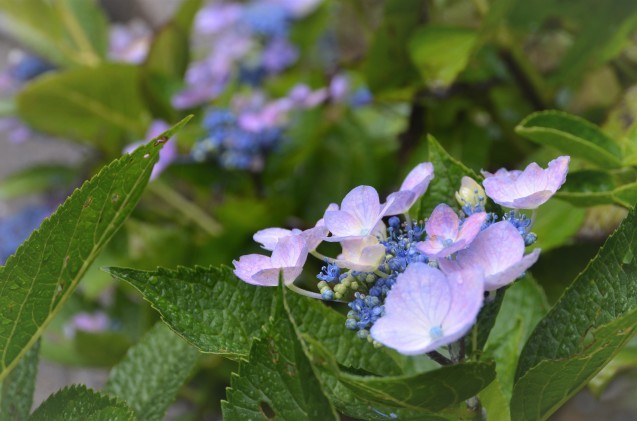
[430,325,443,339]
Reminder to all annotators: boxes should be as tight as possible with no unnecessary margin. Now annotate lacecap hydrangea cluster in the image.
[234,157,569,355]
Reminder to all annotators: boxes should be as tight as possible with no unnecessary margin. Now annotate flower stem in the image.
[286,283,325,300]
[427,351,453,366]
[310,250,336,264]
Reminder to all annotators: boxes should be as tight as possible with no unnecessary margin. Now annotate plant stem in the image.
[287,283,328,300]
[427,350,453,366]
[149,181,223,236]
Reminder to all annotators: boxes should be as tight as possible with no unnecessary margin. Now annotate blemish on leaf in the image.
[259,401,275,419]
[143,153,150,159]
[112,193,120,203]
[153,136,169,146]
[62,255,70,269]
[83,196,93,208]
[622,248,633,264]
[285,362,297,377]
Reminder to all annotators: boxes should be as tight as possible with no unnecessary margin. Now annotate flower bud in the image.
[455,176,485,210]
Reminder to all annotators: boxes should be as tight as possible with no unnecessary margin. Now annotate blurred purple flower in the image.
[64,311,110,338]
[261,37,298,73]
[109,21,152,64]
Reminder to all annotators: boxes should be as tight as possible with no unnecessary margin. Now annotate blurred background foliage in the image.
[3,0,637,418]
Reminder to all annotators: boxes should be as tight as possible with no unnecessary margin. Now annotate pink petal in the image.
[484,249,540,291]
[324,210,360,239]
[456,212,487,245]
[340,186,381,228]
[253,227,293,251]
[336,236,386,271]
[252,266,304,286]
[271,235,308,268]
[401,162,435,196]
[425,204,460,239]
[545,156,570,191]
[301,224,328,251]
[233,254,273,285]
[384,191,416,216]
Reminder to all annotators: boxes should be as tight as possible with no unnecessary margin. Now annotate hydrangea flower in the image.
[482,156,570,209]
[324,186,389,241]
[233,235,308,286]
[370,262,484,355]
[416,204,486,259]
[385,162,434,215]
[0,203,51,264]
[439,221,540,291]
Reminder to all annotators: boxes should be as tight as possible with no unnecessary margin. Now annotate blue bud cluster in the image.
[316,217,428,338]
[240,4,290,38]
[192,107,283,170]
[0,204,50,264]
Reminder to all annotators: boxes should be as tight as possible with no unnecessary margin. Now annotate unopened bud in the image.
[455,176,486,209]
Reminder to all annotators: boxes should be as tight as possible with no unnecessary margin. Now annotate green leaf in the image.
[17,63,151,152]
[515,111,623,169]
[302,335,492,419]
[556,170,637,208]
[409,26,478,89]
[0,117,191,382]
[0,341,40,421]
[29,385,134,421]
[104,323,200,421]
[588,336,637,397]
[285,292,403,376]
[103,265,276,360]
[0,0,108,67]
[484,278,548,401]
[531,199,586,252]
[364,0,424,96]
[0,165,77,200]
[222,286,338,421]
[418,135,480,220]
[512,206,637,419]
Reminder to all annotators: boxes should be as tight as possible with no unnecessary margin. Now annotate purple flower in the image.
[109,21,152,64]
[324,186,389,241]
[385,162,435,215]
[416,204,486,259]
[370,262,484,355]
[233,235,308,286]
[482,156,570,209]
[194,3,242,35]
[439,221,540,291]
[261,37,298,74]
[64,311,110,338]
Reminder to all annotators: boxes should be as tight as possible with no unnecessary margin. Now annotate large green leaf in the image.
[0,341,40,420]
[515,111,623,169]
[0,117,190,382]
[0,0,108,67]
[556,170,637,209]
[103,322,200,421]
[17,63,151,152]
[285,292,403,376]
[484,278,548,402]
[512,206,637,419]
[531,199,586,251]
[29,385,134,421]
[103,265,276,360]
[409,26,478,89]
[222,287,338,421]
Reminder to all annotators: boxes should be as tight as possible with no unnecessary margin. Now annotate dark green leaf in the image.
[104,323,200,421]
[556,170,637,208]
[364,0,424,96]
[29,385,134,421]
[222,286,338,421]
[515,111,623,169]
[0,117,191,382]
[418,135,480,220]
[103,265,276,360]
[0,340,39,421]
[17,63,151,152]
[531,199,586,252]
[409,26,478,88]
[512,206,637,419]
[285,292,403,376]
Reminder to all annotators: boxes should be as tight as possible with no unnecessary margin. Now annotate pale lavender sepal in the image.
[416,205,486,258]
[370,263,484,355]
[233,236,307,286]
[385,162,435,215]
[335,236,386,271]
[253,227,293,251]
[233,254,273,285]
[324,186,387,241]
[271,235,308,269]
[482,156,570,209]
[439,221,541,291]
